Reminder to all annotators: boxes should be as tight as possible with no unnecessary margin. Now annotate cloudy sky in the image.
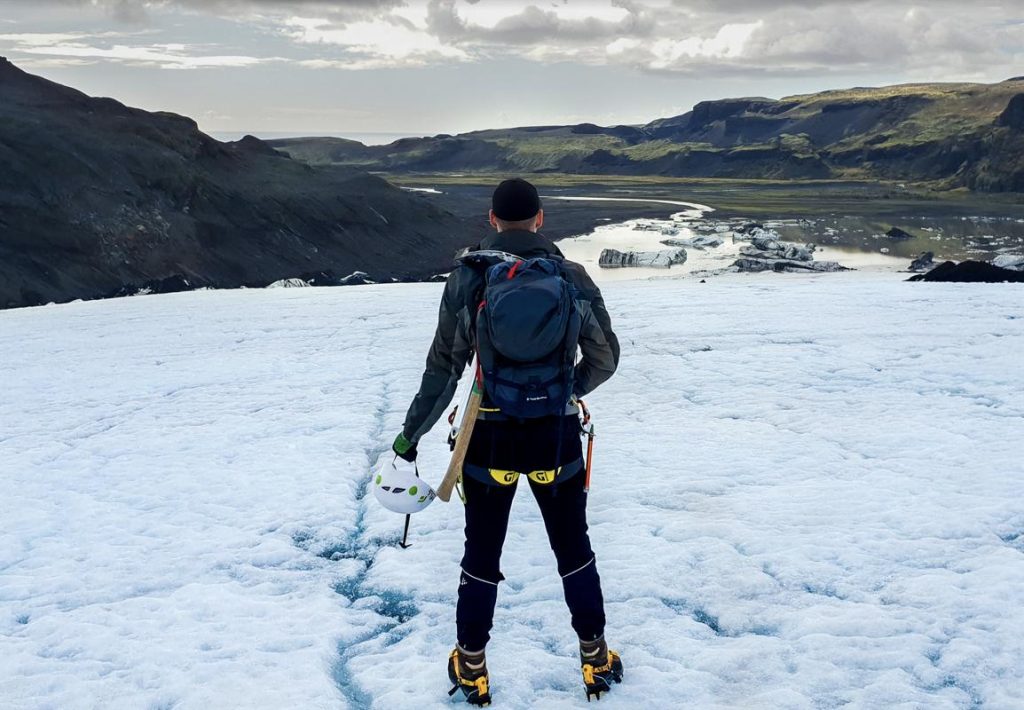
[1,1,1021,137]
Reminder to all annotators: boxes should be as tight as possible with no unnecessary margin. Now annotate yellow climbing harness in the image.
[487,468,521,485]
[485,466,562,486]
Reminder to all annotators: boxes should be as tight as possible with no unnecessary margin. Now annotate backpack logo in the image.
[475,257,581,419]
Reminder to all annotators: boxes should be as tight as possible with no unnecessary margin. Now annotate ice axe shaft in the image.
[437,363,483,502]
[579,399,595,493]
[584,430,595,492]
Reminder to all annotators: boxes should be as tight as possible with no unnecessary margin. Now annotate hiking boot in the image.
[448,645,491,706]
[580,636,623,701]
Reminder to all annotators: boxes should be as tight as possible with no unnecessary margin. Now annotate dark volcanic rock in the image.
[231,134,283,156]
[687,98,775,131]
[0,57,472,309]
[104,274,193,299]
[297,270,342,287]
[571,123,606,135]
[886,227,915,240]
[964,129,1024,192]
[997,94,1024,130]
[908,260,1024,283]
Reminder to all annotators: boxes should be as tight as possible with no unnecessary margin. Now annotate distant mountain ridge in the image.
[0,58,471,309]
[270,80,1024,192]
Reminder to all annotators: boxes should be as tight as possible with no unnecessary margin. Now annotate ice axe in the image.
[436,359,483,503]
[578,399,595,492]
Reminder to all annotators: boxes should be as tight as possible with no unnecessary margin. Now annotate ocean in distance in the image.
[208,131,423,146]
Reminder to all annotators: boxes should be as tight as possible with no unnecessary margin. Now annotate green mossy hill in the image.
[270,80,1024,192]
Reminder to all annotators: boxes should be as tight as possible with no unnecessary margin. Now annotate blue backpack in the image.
[475,257,581,419]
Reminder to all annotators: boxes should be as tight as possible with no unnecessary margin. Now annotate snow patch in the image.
[1,279,1022,708]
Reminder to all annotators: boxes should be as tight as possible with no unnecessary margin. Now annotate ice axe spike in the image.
[399,514,412,549]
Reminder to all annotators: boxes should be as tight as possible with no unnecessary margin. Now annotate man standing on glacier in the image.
[391,178,622,705]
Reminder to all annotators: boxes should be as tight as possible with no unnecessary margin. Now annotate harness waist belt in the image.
[477,402,580,421]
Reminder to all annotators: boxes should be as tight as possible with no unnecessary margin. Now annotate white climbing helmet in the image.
[372,457,436,514]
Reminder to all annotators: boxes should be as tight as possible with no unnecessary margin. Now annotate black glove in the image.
[392,433,418,462]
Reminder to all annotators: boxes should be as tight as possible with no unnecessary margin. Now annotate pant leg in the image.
[457,474,517,652]
[529,471,606,642]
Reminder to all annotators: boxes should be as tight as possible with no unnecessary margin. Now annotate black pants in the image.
[456,470,606,652]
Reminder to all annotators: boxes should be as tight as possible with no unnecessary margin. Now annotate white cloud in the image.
[389,3,430,30]
[20,0,407,24]
[426,0,656,46]
[646,21,761,67]
[0,25,288,69]
[735,5,1024,77]
[11,57,100,68]
[0,32,274,69]
[2,1,1020,81]
[21,43,270,68]
[0,31,132,44]
[285,15,469,66]
[567,2,1023,79]
[297,56,438,70]
[457,0,632,29]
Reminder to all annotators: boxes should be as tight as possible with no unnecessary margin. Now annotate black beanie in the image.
[491,178,542,221]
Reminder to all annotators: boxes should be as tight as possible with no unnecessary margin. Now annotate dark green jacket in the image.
[401,229,619,444]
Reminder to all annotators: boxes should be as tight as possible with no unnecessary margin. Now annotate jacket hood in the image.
[476,229,565,259]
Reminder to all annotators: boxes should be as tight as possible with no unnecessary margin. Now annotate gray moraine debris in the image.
[267,278,312,288]
[909,252,935,272]
[992,254,1024,271]
[734,258,850,273]
[661,235,725,250]
[731,226,848,273]
[599,248,688,269]
[740,239,816,262]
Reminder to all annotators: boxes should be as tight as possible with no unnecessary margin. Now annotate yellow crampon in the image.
[582,649,624,701]
[448,648,492,706]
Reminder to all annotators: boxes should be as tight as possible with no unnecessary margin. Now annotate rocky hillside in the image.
[271,80,1024,192]
[0,58,473,309]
